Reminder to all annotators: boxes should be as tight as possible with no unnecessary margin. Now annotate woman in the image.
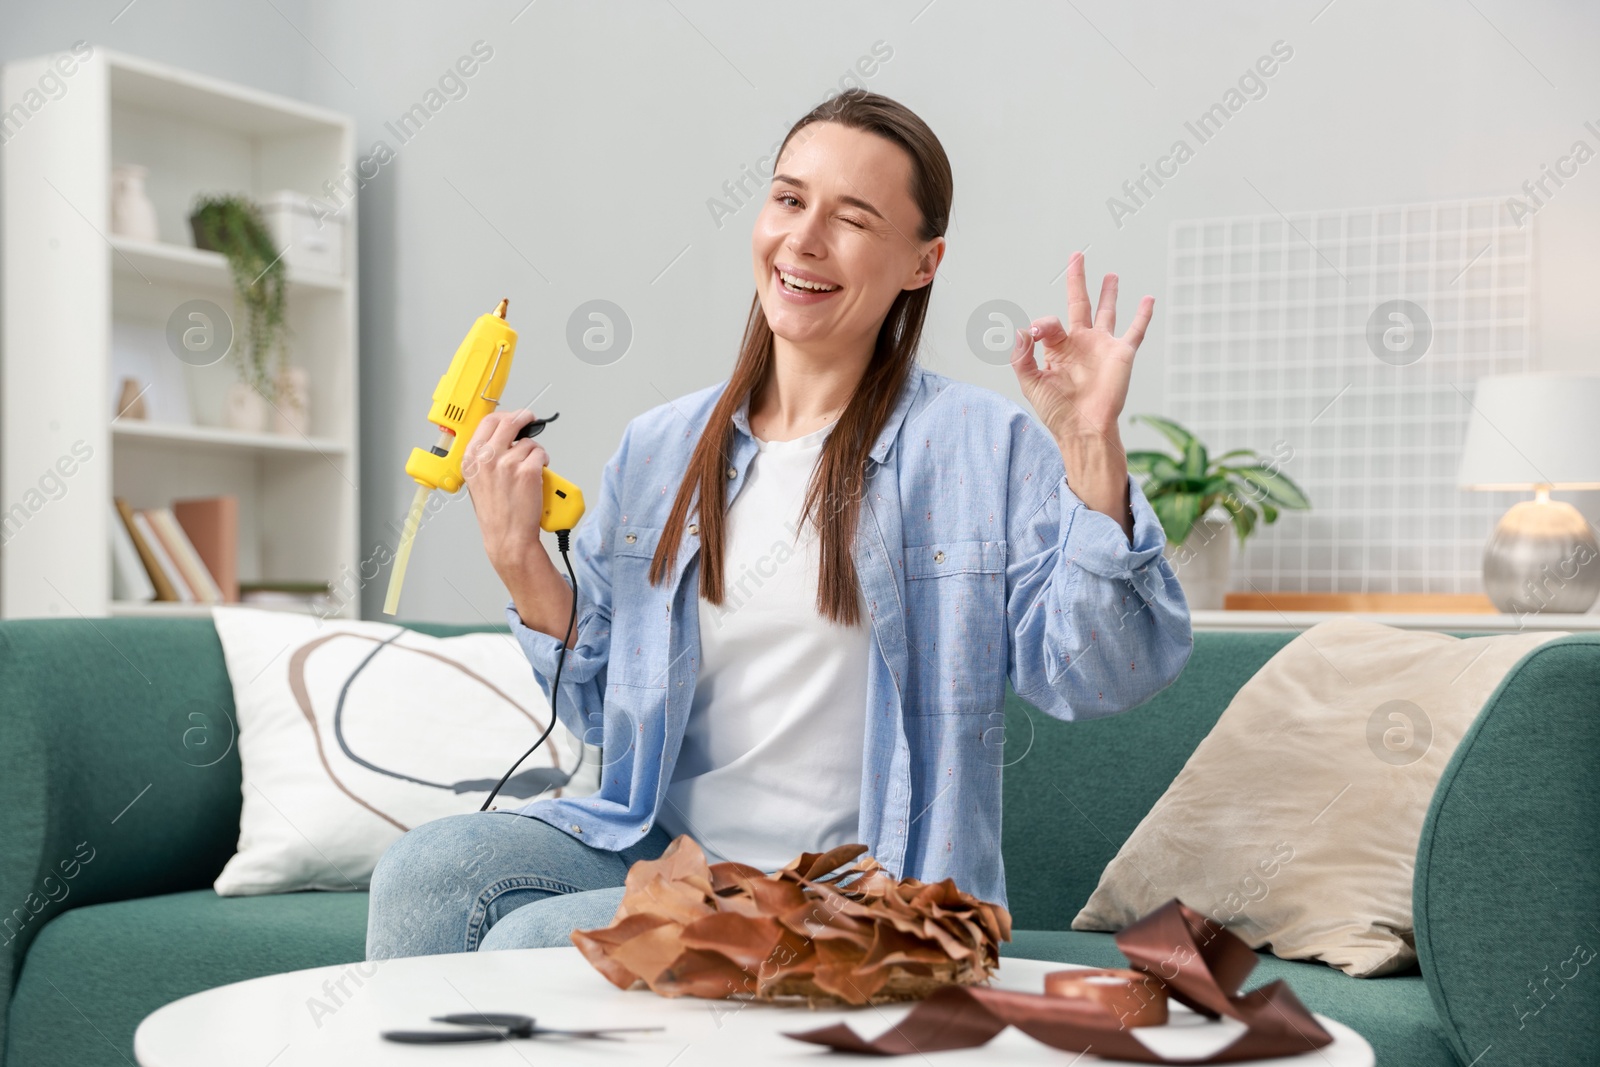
[366,89,1191,960]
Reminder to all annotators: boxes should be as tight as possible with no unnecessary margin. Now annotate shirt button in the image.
[570,824,583,834]
[934,551,946,564]
[726,466,737,479]
[688,524,699,536]
[624,533,637,544]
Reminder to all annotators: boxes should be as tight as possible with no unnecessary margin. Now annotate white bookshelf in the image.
[1,48,359,620]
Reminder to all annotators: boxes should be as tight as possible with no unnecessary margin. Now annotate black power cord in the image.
[480,529,578,813]
[328,629,572,799]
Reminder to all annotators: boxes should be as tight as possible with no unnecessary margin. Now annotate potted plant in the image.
[190,194,288,426]
[1125,415,1312,610]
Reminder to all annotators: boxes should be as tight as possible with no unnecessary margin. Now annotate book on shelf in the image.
[239,579,338,613]
[148,507,225,603]
[109,511,156,602]
[113,497,179,601]
[112,496,229,604]
[130,509,195,602]
[172,496,239,602]
[240,580,334,594]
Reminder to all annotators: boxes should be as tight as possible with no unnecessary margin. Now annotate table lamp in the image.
[1457,373,1600,614]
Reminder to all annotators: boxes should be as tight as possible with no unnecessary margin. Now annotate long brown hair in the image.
[648,90,953,625]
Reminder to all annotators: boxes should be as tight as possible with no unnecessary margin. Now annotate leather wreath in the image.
[570,835,1011,1005]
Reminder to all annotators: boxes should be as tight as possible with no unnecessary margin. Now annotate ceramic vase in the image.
[1161,515,1234,610]
[110,164,160,242]
[272,366,311,436]
[115,377,148,420]
[224,382,269,433]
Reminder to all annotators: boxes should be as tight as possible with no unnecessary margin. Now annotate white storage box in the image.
[261,189,344,277]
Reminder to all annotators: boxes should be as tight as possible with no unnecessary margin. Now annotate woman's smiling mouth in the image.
[774,264,843,302]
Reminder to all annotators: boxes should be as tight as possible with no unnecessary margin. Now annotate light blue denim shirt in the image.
[504,364,1193,908]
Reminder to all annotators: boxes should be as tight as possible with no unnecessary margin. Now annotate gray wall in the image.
[0,0,312,99]
[6,1,1598,621]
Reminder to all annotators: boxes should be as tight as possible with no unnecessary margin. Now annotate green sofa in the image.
[2,617,1595,1065]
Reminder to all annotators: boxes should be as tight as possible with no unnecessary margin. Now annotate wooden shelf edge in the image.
[112,420,349,454]
[1192,609,1600,633]
[110,600,354,618]
[104,48,354,132]
[109,236,348,293]
[1223,592,1500,614]
[109,600,218,617]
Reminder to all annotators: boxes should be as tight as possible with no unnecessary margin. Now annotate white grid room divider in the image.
[1161,197,1537,597]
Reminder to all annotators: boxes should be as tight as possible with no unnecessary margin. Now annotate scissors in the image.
[382,1010,663,1044]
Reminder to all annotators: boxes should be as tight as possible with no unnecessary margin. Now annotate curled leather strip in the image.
[785,898,1334,1063]
[1045,968,1168,1028]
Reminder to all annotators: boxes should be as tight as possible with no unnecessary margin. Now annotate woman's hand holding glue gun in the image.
[466,409,578,644]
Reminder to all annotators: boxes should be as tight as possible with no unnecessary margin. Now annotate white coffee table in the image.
[134,947,1374,1065]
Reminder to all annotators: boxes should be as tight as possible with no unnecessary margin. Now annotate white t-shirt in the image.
[655,422,871,871]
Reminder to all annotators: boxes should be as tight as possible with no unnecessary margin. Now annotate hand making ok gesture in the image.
[1010,251,1154,446]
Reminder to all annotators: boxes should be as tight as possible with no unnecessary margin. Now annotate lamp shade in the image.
[1457,374,1600,490]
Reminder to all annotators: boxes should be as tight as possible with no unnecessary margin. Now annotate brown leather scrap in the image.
[784,898,1334,1062]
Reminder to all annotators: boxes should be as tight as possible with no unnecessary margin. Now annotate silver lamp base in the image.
[1482,495,1600,615]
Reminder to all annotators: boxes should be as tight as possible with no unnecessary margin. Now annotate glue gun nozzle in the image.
[494,298,509,320]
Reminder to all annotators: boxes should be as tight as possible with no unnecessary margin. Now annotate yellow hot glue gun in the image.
[382,298,585,616]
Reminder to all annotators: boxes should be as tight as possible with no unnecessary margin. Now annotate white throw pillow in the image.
[1071,618,1567,977]
[209,605,599,896]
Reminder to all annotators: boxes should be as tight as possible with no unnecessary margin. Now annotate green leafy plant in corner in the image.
[1125,414,1313,549]
[189,193,287,404]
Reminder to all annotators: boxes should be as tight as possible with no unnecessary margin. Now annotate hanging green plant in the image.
[189,193,287,404]
[1125,414,1314,549]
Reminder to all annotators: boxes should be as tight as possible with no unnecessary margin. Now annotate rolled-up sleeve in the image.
[503,425,632,745]
[1007,467,1193,720]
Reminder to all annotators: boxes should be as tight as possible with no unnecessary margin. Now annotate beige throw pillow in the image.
[1071,618,1566,977]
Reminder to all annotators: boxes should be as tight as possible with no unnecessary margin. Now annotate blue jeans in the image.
[365,810,674,959]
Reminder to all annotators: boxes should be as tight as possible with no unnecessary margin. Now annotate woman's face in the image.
[752,121,942,352]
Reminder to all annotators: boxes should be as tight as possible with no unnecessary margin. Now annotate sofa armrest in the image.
[1413,632,1600,1066]
[0,614,505,1029]
[0,619,253,1021]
